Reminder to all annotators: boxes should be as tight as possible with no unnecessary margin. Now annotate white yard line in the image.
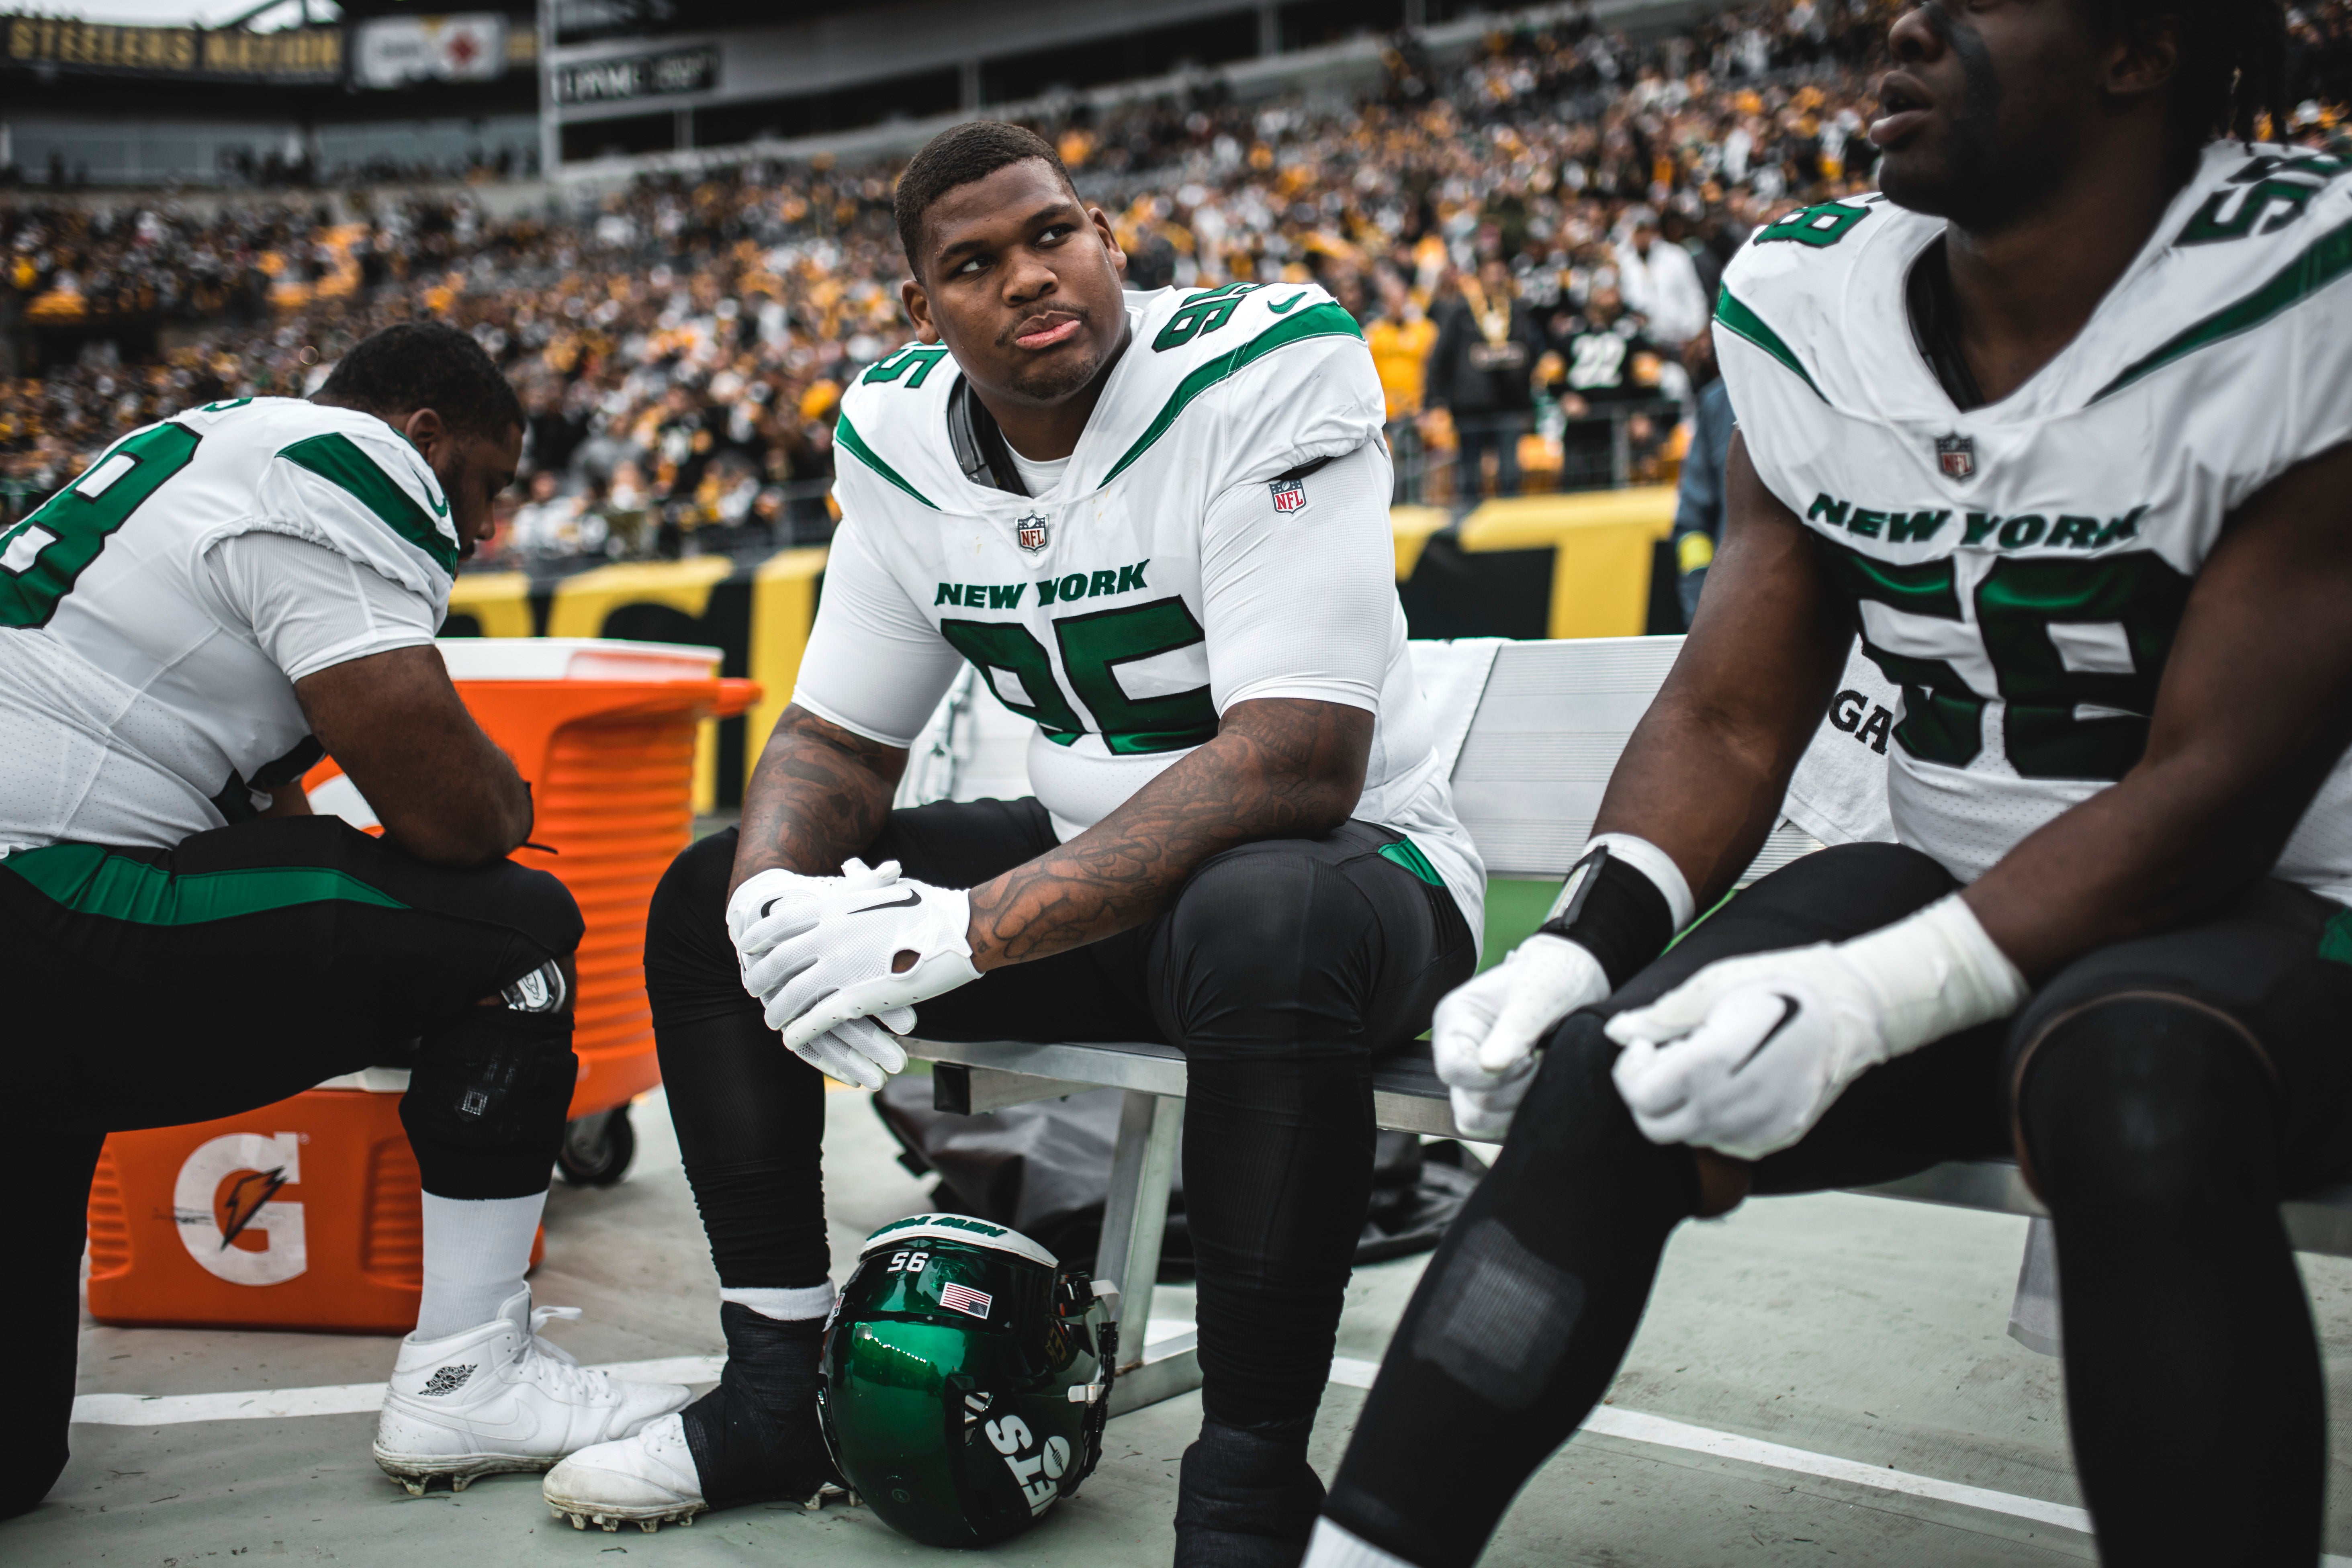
[75,1345,2352,1566]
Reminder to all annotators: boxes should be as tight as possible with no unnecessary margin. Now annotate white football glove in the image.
[729,859,916,1090]
[759,875,982,1055]
[1432,934,1612,1140]
[1605,895,2027,1161]
[729,857,899,963]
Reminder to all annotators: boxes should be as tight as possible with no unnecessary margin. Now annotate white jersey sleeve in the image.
[1199,324,1389,493]
[202,530,438,683]
[1201,437,1393,714]
[789,515,965,747]
[244,420,460,616]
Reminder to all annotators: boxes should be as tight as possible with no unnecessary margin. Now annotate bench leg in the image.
[1094,1090,1199,1416]
[2006,1215,2063,1357]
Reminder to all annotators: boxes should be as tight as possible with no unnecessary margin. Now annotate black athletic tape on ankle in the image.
[1535,846,1675,991]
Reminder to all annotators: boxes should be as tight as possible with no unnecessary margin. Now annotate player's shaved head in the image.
[895,121,1076,277]
[315,322,524,441]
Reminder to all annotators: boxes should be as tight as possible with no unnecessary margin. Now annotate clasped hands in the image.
[726,860,982,1089]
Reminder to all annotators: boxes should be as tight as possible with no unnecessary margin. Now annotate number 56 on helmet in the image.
[816,1214,1121,1547]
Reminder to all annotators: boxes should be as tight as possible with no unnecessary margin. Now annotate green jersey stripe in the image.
[2094,213,2352,401]
[1377,836,1444,887]
[1100,301,1367,487]
[278,433,457,574]
[834,410,939,509]
[2,842,409,924]
[1714,286,1826,402]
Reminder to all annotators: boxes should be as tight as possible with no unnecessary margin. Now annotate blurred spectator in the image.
[1541,280,1669,484]
[1615,208,1712,350]
[1669,327,1734,627]
[1426,257,1548,499]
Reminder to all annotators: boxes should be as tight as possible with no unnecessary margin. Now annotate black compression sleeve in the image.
[1535,846,1677,991]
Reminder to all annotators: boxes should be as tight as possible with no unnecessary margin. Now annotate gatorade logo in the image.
[173,1132,308,1286]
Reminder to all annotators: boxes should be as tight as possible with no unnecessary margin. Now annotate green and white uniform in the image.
[1719,141,2352,895]
[0,397,454,850]
[795,282,1484,934]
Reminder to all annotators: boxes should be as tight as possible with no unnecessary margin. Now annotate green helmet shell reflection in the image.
[816,1213,1120,1548]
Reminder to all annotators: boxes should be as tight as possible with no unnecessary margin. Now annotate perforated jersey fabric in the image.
[0,397,452,850]
[1718,143,2352,895]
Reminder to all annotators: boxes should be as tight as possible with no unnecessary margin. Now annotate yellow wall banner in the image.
[4,16,341,78]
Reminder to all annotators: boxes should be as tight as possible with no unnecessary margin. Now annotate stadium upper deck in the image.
[4,0,2350,549]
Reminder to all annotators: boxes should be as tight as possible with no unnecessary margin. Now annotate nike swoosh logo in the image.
[848,888,920,915]
[427,491,449,517]
[1733,994,1803,1072]
[1267,292,1308,314]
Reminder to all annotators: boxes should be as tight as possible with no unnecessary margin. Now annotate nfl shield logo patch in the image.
[1936,433,1976,480]
[1015,514,1049,554]
[1269,478,1309,515]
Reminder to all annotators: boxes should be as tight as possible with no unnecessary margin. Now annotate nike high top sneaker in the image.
[373,1287,690,1495]
[543,1302,845,1532]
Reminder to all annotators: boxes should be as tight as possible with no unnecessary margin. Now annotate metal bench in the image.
[896,636,2352,1409]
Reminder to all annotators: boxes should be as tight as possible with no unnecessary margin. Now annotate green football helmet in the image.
[816,1213,1120,1548]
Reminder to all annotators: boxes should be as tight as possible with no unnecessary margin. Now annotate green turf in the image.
[1481,876,1564,971]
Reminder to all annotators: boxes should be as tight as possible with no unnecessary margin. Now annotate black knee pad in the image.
[2015,996,2279,1213]
[403,1004,576,1197]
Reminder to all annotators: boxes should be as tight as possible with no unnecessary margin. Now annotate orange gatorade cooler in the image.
[86,637,758,1332]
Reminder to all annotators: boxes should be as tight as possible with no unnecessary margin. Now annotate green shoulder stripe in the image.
[833,410,939,509]
[1101,300,1366,487]
[278,433,456,574]
[1714,286,1825,402]
[2094,213,2352,402]
[2,842,408,924]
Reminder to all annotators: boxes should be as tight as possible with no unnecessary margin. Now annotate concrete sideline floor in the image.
[18,1087,2352,1565]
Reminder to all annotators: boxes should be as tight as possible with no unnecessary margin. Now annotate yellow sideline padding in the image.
[1455,486,1677,639]
[1389,505,1450,581]
[549,559,738,811]
[445,571,533,638]
[745,548,829,787]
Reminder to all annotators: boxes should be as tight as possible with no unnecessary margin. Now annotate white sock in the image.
[415,1191,546,1339]
[1301,1518,1418,1568]
[720,1283,838,1321]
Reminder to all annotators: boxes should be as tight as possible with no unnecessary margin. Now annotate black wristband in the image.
[1535,846,1677,991]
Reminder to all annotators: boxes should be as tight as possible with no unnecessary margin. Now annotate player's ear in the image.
[1088,205,1126,279]
[2101,13,2178,102]
[400,406,449,460]
[902,277,939,345]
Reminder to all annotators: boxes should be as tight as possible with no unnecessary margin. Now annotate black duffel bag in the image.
[873,1077,1486,1282]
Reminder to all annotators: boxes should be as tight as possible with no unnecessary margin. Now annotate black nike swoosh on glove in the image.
[848,888,921,915]
[1732,994,1803,1073]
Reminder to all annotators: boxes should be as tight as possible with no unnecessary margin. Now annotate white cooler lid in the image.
[436,637,722,682]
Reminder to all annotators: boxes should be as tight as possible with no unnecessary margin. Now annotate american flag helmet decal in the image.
[939,1281,994,1319]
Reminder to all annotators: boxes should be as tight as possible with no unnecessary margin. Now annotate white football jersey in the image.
[0,397,454,851]
[1719,141,2352,899]
[795,283,1486,935]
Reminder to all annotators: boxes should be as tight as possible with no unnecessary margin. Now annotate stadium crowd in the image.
[6,0,2352,558]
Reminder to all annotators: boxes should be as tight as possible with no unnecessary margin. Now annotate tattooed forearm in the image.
[727,705,908,897]
[963,697,1372,970]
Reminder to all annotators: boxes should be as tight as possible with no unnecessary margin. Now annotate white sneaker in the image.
[372,1288,691,1495]
[542,1411,709,1533]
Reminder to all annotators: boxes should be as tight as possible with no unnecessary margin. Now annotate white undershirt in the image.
[1006,445,1071,498]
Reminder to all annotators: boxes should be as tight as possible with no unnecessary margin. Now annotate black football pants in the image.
[0,815,582,1521]
[1325,842,2352,1568]
[645,799,1476,1438]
